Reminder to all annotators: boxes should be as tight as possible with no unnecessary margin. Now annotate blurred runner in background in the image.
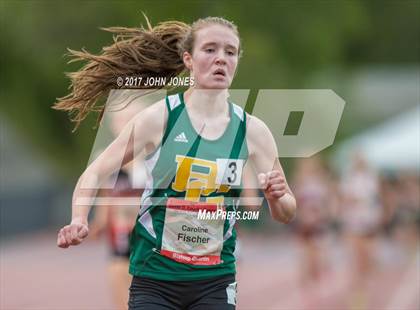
[382,172,419,257]
[339,152,382,308]
[292,156,334,286]
[90,98,146,309]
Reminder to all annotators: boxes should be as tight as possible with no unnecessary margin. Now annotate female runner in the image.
[55,16,296,310]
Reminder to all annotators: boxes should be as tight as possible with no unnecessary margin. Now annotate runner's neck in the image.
[183,88,229,119]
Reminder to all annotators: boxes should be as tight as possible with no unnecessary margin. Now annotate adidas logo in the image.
[174,132,188,143]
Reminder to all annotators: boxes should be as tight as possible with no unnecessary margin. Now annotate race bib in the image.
[161,198,224,265]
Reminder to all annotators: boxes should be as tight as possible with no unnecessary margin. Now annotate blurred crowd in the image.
[288,152,419,308]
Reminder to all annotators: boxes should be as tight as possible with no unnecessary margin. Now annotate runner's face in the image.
[185,25,239,89]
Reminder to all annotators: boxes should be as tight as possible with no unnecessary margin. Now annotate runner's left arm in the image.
[246,115,297,223]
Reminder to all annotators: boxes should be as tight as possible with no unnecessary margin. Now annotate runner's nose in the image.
[215,51,227,66]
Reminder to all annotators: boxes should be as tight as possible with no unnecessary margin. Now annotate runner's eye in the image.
[205,48,215,53]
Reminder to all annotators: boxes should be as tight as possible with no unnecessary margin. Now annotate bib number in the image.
[216,159,244,186]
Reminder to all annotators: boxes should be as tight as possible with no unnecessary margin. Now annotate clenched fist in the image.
[258,170,287,200]
[57,219,89,248]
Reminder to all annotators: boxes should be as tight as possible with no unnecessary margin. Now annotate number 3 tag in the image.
[216,159,244,186]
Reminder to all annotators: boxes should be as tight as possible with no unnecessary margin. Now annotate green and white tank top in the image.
[129,92,248,281]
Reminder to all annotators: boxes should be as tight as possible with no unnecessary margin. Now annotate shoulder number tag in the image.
[216,159,244,186]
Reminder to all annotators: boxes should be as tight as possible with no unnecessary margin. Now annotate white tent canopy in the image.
[333,105,420,172]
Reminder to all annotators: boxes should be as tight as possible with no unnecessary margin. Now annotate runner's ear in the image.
[183,51,193,71]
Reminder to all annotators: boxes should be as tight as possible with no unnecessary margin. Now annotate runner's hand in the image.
[258,171,287,201]
[57,219,89,248]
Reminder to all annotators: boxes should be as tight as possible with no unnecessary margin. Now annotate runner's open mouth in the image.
[213,69,226,77]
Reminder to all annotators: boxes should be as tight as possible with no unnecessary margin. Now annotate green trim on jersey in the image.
[129,92,248,281]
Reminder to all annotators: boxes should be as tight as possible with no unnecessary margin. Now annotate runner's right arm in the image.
[57,99,167,248]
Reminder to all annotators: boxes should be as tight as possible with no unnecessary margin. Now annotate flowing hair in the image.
[53,15,240,130]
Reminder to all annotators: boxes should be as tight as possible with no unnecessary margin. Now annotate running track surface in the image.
[1,231,418,310]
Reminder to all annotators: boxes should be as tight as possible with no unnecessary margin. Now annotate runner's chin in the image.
[206,76,230,89]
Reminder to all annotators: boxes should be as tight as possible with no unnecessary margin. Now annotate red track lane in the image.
[1,231,418,310]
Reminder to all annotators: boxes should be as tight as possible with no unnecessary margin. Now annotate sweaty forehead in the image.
[194,24,240,49]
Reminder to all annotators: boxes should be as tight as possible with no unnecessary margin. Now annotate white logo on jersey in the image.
[174,132,189,143]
